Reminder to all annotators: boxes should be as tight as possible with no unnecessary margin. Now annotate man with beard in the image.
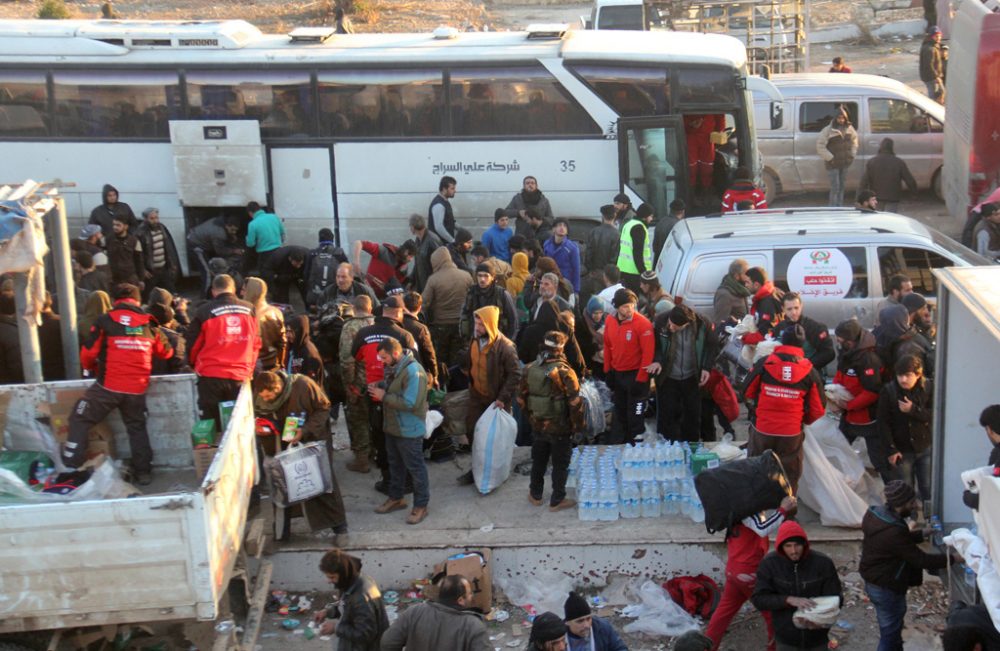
[89,183,137,237]
[107,214,145,287]
[506,175,554,238]
[459,261,518,342]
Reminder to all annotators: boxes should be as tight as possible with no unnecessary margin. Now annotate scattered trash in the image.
[494,609,510,622]
[505,641,520,648]
[480,523,495,533]
[385,604,399,623]
[214,620,235,634]
[280,619,300,630]
[590,595,607,609]
[384,590,399,604]
[489,633,506,641]
[621,581,699,637]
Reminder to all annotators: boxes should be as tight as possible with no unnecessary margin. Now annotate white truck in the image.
[0,375,268,651]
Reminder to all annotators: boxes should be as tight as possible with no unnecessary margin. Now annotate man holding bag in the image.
[457,306,520,486]
[519,331,584,512]
[253,370,347,541]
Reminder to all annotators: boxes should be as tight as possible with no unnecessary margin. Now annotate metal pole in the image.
[13,272,43,384]
[48,196,80,378]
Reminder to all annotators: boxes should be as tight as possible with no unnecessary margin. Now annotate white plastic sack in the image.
[264,441,334,507]
[424,410,444,440]
[713,433,746,463]
[798,430,868,528]
[0,458,135,504]
[806,414,865,488]
[823,384,854,415]
[945,529,1000,631]
[3,416,66,473]
[472,405,517,495]
[793,595,841,628]
[751,338,780,364]
[494,571,574,615]
[579,379,606,440]
[621,580,699,637]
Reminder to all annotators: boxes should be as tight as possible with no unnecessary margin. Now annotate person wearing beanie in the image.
[860,480,959,651]
[616,201,654,292]
[445,227,475,274]
[815,105,858,206]
[603,287,655,444]
[672,630,714,651]
[611,192,635,227]
[638,270,675,320]
[519,330,583,512]
[482,209,514,263]
[773,292,835,376]
[429,175,458,243]
[832,318,888,480]
[562,591,628,651]
[149,302,190,376]
[742,320,825,493]
[458,260,518,342]
[752,521,843,651]
[647,301,719,442]
[529,612,568,650]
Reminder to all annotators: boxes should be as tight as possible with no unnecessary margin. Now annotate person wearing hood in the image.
[380,574,490,651]
[506,251,531,298]
[253,370,348,540]
[742,325,825,493]
[578,295,607,377]
[833,319,887,479]
[78,289,112,344]
[519,299,585,378]
[135,207,181,296]
[562,591,627,651]
[860,481,956,651]
[147,286,190,328]
[816,106,859,207]
[369,337,430,525]
[285,314,325,387]
[423,246,474,368]
[528,612,568,651]
[447,228,475,274]
[314,549,389,651]
[741,267,784,345]
[721,167,768,214]
[877,354,933,507]
[519,331,584,512]
[878,293,934,378]
[506,175,555,239]
[963,405,1000,511]
[459,261,518,342]
[752,521,843,651]
[458,305,520,486]
[858,138,917,213]
[89,183,137,237]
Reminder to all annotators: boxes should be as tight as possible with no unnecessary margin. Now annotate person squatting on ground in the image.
[563,591,628,651]
[380,574,490,651]
[314,549,389,651]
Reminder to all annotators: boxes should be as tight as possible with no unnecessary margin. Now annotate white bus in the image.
[0,19,781,272]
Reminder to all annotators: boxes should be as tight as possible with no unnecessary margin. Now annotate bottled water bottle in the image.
[691,490,705,523]
[620,446,633,482]
[662,479,676,516]
[567,448,580,490]
[578,481,595,521]
[620,481,641,518]
[679,477,692,517]
[641,480,661,518]
[601,479,620,521]
[655,441,669,481]
[644,443,656,481]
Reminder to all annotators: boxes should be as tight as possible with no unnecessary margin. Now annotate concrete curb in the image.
[809,18,927,44]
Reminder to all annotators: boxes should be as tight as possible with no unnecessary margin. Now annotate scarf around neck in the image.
[254,371,302,414]
[722,274,752,297]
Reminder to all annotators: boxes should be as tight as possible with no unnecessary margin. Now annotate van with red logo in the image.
[653,209,986,329]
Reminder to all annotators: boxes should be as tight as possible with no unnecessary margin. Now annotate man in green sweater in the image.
[245,201,286,293]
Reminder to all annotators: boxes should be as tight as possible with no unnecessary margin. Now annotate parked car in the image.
[752,73,945,203]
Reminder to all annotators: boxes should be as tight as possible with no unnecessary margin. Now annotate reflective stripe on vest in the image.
[617,218,651,275]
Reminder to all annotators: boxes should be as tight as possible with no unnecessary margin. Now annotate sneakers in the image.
[528,493,543,507]
[374,498,408,514]
[406,507,428,525]
[549,499,577,512]
[456,470,474,486]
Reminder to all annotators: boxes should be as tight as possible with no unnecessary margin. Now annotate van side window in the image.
[868,98,940,134]
[774,246,868,298]
[877,246,952,296]
[799,102,858,133]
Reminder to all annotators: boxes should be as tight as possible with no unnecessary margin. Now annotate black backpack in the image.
[315,302,352,361]
[308,245,346,301]
[694,451,791,534]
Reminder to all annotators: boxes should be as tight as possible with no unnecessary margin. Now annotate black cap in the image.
[612,288,638,308]
[564,592,591,621]
[529,612,567,644]
[901,292,927,314]
[455,228,473,245]
[781,323,806,347]
[613,192,630,205]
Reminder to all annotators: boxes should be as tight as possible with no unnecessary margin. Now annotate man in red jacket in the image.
[186,274,261,429]
[832,319,887,480]
[65,283,173,484]
[351,238,416,298]
[742,325,825,493]
[603,288,655,444]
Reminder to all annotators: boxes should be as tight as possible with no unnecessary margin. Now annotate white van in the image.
[752,74,945,203]
[654,209,986,329]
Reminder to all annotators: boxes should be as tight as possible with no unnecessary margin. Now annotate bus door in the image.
[268,146,337,247]
[617,116,688,219]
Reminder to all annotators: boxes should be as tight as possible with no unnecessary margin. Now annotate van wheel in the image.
[763,170,779,205]
[932,167,943,200]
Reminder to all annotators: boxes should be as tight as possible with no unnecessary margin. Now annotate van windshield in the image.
[931,229,991,265]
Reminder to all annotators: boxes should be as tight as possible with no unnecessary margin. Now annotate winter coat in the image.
[423,247,474,326]
[742,282,783,344]
[350,316,417,389]
[78,269,110,294]
[467,306,521,406]
[285,314,325,387]
[106,232,145,285]
[833,330,884,425]
[135,220,181,276]
[773,315,836,371]
[712,275,751,324]
[919,38,944,82]
[505,190,554,237]
[584,222,621,275]
[186,292,261,382]
[743,345,825,436]
[380,601,491,651]
[506,252,531,297]
[543,237,581,292]
[752,521,842,649]
[413,230,442,293]
[382,350,428,439]
[355,241,401,298]
[322,279,379,311]
[603,312,655,381]
[566,616,628,651]
[459,281,518,342]
[859,505,948,593]
[481,223,513,263]
[336,575,390,651]
[152,325,190,375]
[401,313,438,386]
[517,352,584,435]
[816,121,859,170]
[186,216,229,256]
[88,184,137,237]
[0,314,24,384]
[518,300,586,378]
[859,145,918,203]
[339,313,375,390]
[877,377,932,455]
[653,310,719,378]
[81,299,174,394]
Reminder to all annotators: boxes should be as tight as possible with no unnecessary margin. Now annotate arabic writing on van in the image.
[432,160,521,175]
[786,248,852,299]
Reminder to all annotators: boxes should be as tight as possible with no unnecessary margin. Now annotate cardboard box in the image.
[46,387,117,461]
[193,446,219,483]
[191,419,217,447]
[428,549,493,613]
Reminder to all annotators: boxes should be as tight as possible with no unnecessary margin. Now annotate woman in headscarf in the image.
[285,314,325,388]
[314,549,389,651]
[243,276,286,371]
[506,251,531,297]
[78,290,112,343]
[576,295,608,378]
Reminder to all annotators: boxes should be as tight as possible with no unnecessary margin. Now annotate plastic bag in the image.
[596,379,614,412]
[264,441,334,507]
[793,595,841,628]
[424,410,444,440]
[823,383,854,415]
[472,405,517,495]
[798,431,868,528]
[806,414,865,488]
[621,580,700,637]
[441,389,469,438]
[579,379,606,441]
[712,433,745,463]
[3,415,66,473]
[0,458,135,504]
[494,571,575,615]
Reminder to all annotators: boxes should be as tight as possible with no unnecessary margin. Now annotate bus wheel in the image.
[932,167,943,200]
[763,170,779,205]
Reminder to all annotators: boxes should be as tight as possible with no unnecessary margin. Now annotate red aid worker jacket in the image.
[743,345,824,435]
[80,299,173,394]
[721,181,768,213]
[603,312,655,382]
[186,293,261,381]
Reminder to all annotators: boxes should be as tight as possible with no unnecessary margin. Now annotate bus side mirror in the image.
[770,101,783,130]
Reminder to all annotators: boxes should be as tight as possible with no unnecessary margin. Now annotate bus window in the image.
[449,67,600,137]
[569,65,669,117]
[675,67,737,106]
[799,102,858,133]
[186,71,313,137]
[52,71,180,138]
[317,69,444,138]
[0,72,48,137]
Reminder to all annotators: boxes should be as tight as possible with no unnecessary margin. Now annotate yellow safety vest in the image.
[617,218,652,275]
